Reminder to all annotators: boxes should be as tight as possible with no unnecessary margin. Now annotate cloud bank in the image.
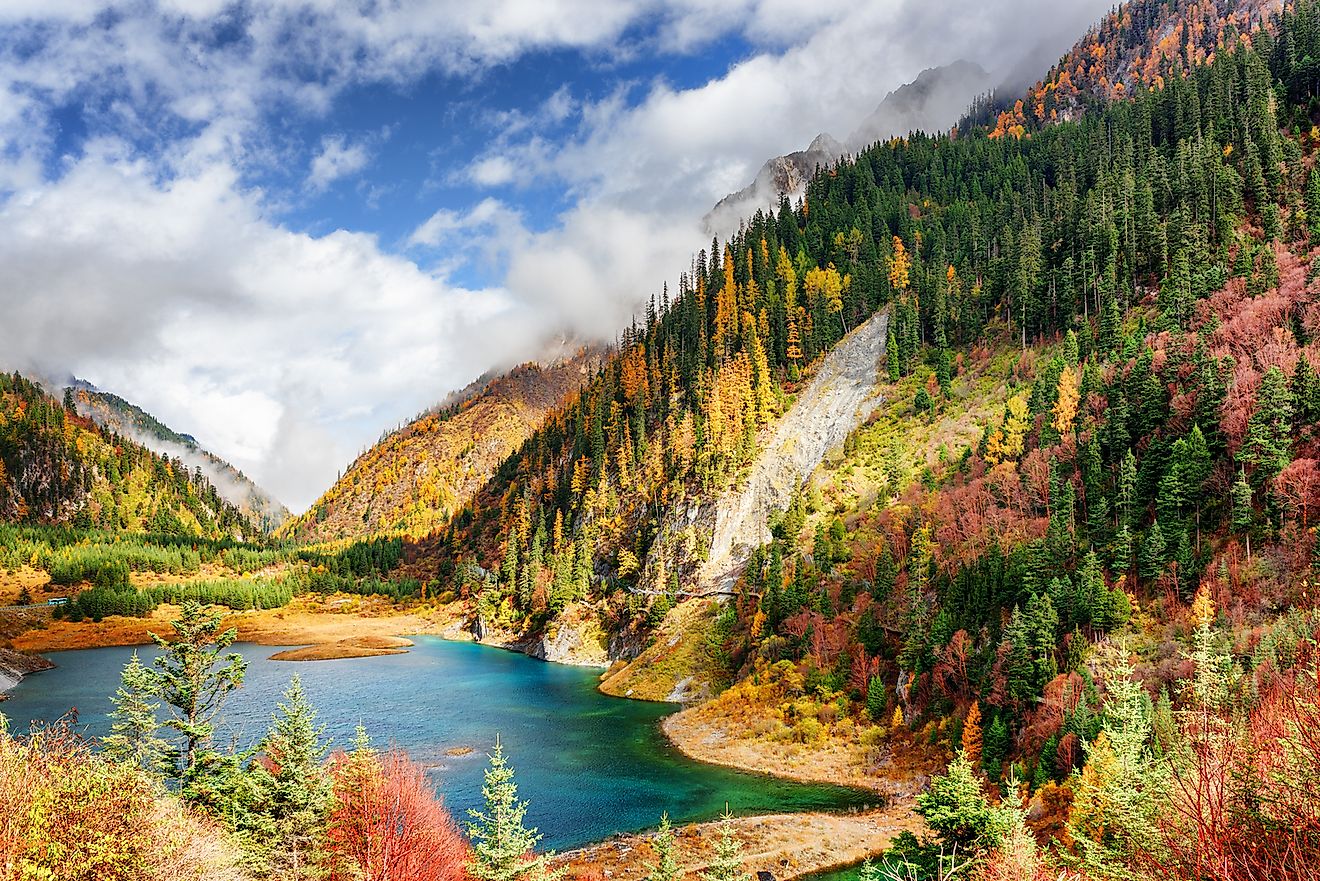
[0,0,1111,511]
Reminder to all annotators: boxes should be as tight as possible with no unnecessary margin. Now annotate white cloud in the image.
[468,155,518,187]
[308,135,371,191]
[0,152,524,511]
[455,0,1114,370]
[0,0,1117,513]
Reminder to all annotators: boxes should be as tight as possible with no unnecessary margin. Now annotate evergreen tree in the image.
[252,675,332,880]
[146,600,247,781]
[866,675,885,721]
[1117,450,1138,530]
[1305,165,1320,237]
[1238,365,1294,488]
[983,714,1010,777]
[915,751,1017,852]
[102,651,169,777]
[1232,467,1255,560]
[467,740,563,881]
[646,814,680,881]
[1139,523,1168,581]
[886,322,901,381]
[699,812,750,881]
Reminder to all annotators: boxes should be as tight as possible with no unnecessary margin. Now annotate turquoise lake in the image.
[1,636,874,849]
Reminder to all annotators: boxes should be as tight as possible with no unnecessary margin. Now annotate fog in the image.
[0,0,1113,511]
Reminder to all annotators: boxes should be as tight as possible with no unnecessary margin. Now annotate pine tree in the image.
[886,322,901,381]
[1238,365,1294,488]
[1138,523,1167,581]
[1232,467,1255,562]
[147,600,247,781]
[983,714,1009,777]
[467,739,563,881]
[102,651,169,777]
[1305,165,1320,237]
[1117,449,1137,530]
[1293,356,1320,424]
[699,812,750,881]
[253,675,332,880]
[916,751,1016,852]
[646,814,680,881]
[866,675,885,721]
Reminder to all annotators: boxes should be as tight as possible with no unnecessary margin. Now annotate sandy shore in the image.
[268,635,415,660]
[556,807,921,881]
[7,595,454,655]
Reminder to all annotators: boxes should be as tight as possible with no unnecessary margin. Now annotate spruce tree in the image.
[1232,467,1255,561]
[147,600,247,781]
[886,322,901,381]
[103,651,169,777]
[982,714,1009,777]
[916,751,1016,852]
[253,675,332,880]
[1305,165,1320,237]
[866,675,885,721]
[699,812,750,881]
[1238,365,1294,488]
[467,740,563,881]
[646,814,680,881]
[1138,523,1167,581]
[1116,450,1137,530]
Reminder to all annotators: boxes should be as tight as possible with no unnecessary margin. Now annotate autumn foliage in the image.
[0,720,240,881]
[324,745,469,881]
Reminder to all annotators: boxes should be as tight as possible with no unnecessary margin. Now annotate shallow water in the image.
[2,636,874,849]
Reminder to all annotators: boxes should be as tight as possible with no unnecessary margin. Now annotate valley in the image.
[5,1,1320,879]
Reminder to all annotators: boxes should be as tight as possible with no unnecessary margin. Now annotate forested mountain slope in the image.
[971,0,1280,134]
[410,1,1320,871]
[280,347,604,543]
[0,374,259,538]
[69,384,290,532]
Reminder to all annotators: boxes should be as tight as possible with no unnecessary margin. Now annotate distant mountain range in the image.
[278,346,606,543]
[704,60,988,236]
[65,381,290,532]
[0,373,261,537]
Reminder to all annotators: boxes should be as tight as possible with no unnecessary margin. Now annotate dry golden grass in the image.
[0,567,54,605]
[9,594,454,653]
[556,807,923,881]
[268,634,414,661]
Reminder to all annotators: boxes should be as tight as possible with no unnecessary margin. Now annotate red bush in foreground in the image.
[325,745,468,881]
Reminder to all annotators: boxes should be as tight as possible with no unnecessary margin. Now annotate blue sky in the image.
[0,0,1110,511]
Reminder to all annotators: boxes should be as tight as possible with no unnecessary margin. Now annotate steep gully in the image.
[695,307,890,594]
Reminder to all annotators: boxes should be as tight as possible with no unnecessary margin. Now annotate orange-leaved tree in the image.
[324,728,468,881]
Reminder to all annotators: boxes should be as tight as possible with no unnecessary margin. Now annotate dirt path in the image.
[697,309,889,592]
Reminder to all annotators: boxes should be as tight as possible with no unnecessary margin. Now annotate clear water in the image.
[1,636,875,849]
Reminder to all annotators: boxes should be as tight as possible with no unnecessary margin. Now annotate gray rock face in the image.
[845,60,987,150]
[695,309,890,594]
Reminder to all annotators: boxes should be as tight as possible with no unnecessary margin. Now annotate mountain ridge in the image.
[65,381,291,533]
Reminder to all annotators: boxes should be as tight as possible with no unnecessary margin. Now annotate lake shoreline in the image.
[4,621,926,874]
[553,806,920,881]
